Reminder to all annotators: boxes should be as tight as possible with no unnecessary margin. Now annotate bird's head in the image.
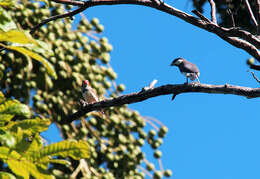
[82,80,90,92]
[170,58,185,66]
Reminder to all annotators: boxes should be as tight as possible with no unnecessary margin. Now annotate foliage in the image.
[191,0,257,34]
[0,92,89,178]
[0,7,57,79]
[0,1,171,178]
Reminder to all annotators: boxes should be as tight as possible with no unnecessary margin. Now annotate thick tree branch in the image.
[32,0,260,61]
[249,64,260,71]
[64,83,260,123]
[208,0,217,24]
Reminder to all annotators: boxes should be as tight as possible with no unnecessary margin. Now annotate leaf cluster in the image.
[1,1,171,178]
[0,92,89,178]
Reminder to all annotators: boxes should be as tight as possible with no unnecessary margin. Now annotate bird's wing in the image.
[180,61,199,74]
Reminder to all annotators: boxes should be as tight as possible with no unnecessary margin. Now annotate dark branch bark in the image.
[30,6,87,34]
[192,10,211,23]
[250,71,260,84]
[244,0,258,28]
[31,0,260,61]
[51,0,84,5]
[250,64,260,70]
[208,0,217,24]
[64,83,260,124]
[256,0,260,35]
[227,9,235,27]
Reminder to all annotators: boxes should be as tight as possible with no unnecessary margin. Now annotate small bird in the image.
[170,57,200,83]
[81,80,100,105]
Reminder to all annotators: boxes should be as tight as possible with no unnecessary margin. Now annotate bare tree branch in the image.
[208,0,217,24]
[31,0,260,61]
[244,0,258,28]
[218,36,260,62]
[249,64,260,71]
[31,0,260,62]
[250,71,260,84]
[64,83,260,124]
[191,10,260,59]
[51,0,84,6]
[256,0,260,34]
[192,10,211,23]
[227,9,235,27]
[30,6,88,34]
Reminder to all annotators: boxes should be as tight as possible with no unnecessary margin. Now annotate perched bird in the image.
[170,57,200,83]
[81,80,100,104]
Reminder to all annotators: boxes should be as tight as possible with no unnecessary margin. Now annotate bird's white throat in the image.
[174,59,183,65]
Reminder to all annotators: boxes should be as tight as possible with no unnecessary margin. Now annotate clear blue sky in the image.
[43,1,260,178]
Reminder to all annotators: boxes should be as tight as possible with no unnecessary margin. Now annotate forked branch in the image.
[31,0,260,62]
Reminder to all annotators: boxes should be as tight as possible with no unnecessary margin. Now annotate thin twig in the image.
[250,71,260,84]
[192,10,211,23]
[227,9,235,27]
[256,0,260,34]
[30,6,88,34]
[244,0,258,27]
[158,158,164,172]
[138,166,153,178]
[144,116,165,127]
[208,0,217,24]
[143,118,159,131]
[51,0,84,6]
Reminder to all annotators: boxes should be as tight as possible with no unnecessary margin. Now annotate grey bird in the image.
[170,57,200,83]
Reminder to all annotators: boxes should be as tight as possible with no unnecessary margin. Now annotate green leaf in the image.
[7,158,30,179]
[48,159,71,165]
[33,140,90,161]
[7,157,54,179]
[0,129,15,148]
[0,99,31,118]
[0,147,53,179]
[0,114,14,123]
[0,172,16,179]
[0,29,38,45]
[0,91,5,103]
[0,44,57,79]
[0,7,17,31]
[5,117,51,135]
[22,134,43,156]
[34,40,54,56]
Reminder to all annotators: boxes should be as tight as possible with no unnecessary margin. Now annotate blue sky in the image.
[43,1,260,178]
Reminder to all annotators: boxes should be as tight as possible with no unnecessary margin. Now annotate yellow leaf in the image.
[0,29,38,45]
[0,91,5,103]
[0,0,14,6]
[0,43,57,79]
[7,159,30,179]
[33,140,90,161]
[0,172,16,179]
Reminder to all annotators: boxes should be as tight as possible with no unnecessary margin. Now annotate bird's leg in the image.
[195,74,200,83]
[185,77,189,84]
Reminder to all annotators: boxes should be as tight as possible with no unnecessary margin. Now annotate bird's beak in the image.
[170,62,176,66]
